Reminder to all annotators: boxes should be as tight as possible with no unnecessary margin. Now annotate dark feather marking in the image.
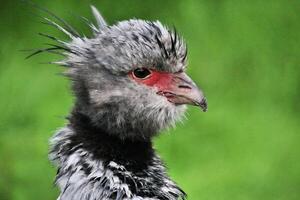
[143,43,153,50]
[60,172,72,198]
[45,43,70,52]
[144,25,154,35]
[132,33,139,42]
[182,44,188,62]
[58,111,187,199]
[38,32,62,43]
[141,34,151,43]
[149,22,162,37]
[44,43,81,56]
[170,27,178,57]
[27,1,80,37]
[155,35,169,59]
[170,31,176,58]
[25,47,65,59]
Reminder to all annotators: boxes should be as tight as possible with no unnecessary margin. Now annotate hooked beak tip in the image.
[198,97,208,112]
[157,72,208,112]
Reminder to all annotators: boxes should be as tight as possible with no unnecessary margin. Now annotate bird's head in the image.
[38,6,207,140]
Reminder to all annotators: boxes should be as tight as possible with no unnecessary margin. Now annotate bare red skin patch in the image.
[129,69,173,91]
[129,68,207,111]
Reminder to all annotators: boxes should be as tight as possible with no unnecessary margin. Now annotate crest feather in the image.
[91,5,107,30]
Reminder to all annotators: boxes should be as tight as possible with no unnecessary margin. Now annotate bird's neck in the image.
[67,109,155,168]
[50,109,186,199]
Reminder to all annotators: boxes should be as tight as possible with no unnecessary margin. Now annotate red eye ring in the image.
[132,68,152,79]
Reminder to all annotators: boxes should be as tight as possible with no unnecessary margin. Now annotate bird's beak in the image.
[157,72,207,112]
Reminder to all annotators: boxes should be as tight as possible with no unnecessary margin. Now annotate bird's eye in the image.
[132,68,152,79]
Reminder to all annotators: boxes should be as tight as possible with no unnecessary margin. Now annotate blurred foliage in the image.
[0,0,299,199]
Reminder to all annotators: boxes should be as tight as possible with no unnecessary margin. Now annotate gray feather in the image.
[35,5,190,200]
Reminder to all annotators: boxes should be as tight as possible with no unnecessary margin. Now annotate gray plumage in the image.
[33,5,207,200]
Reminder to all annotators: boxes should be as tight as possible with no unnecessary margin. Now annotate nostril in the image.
[178,85,191,89]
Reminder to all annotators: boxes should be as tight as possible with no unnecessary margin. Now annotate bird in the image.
[32,5,207,200]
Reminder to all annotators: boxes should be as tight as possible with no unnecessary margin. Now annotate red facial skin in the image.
[129,68,207,111]
[129,69,173,91]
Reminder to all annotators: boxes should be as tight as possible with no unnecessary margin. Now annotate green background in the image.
[0,0,299,199]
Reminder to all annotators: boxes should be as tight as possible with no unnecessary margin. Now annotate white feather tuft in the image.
[91,5,107,30]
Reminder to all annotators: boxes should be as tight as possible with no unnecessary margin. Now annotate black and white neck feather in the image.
[50,110,186,200]
[32,5,207,200]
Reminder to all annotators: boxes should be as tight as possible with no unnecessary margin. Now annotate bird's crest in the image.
[90,5,107,30]
[24,3,107,59]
